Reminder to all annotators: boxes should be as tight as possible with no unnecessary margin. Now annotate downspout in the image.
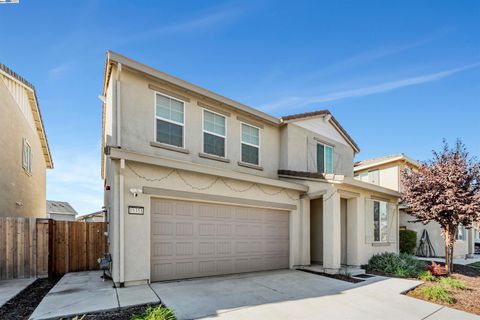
[116,63,122,147]
[116,63,124,286]
[119,158,125,286]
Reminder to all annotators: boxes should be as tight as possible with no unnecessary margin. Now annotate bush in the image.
[427,262,446,276]
[417,285,453,304]
[417,271,436,282]
[131,306,176,320]
[399,230,417,254]
[367,252,426,278]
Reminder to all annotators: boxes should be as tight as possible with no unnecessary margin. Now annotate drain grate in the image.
[354,274,375,279]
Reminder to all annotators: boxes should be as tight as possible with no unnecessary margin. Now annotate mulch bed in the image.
[0,277,61,320]
[406,263,480,315]
[62,303,162,320]
[298,268,364,283]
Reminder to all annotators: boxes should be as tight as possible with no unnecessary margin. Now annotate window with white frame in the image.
[373,200,388,242]
[456,225,466,241]
[22,138,32,174]
[241,123,260,165]
[368,169,380,185]
[155,93,184,148]
[203,109,226,157]
[316,143,333,174]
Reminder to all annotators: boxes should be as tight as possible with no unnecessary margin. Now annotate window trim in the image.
[316,142,334,174]
[202,108,227,158]
[153,91,186,149]
[373,200,389,243]
[240,122,261,166]
[22,138,32,175]
[368,169,380,185]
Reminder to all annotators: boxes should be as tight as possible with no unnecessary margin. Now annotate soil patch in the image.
[62,303,162,320]
[0,277,60,320]
[406,263,480,315]
[298,269,364,283]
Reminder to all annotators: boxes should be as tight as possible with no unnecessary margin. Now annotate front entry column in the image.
[467,228,475,258]
[323,190,341,273]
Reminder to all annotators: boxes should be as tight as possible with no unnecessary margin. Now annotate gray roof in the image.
[354,153,420,171]
[46,200,77,215]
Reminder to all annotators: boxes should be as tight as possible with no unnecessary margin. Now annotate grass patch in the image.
[438,277,466,290]
[417,271,436,282]
[417,285,454,304]
[131,306,176,320]
[468,261,480,269]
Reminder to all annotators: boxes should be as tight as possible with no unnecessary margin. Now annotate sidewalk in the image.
[29,271,160,320]
[0,278,36,308]
[418,254,480,266]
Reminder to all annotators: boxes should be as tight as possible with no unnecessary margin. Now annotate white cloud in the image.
[261,63,480,112]
[116,4,245,45]
[48,63,71,79]
[46,144,103,214]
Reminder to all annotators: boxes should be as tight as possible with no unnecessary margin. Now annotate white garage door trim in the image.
[150,197,290,282]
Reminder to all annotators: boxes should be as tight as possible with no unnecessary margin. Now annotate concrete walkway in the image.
[29,271,160,320]
[150,270,480,320]
[0,278,36,308]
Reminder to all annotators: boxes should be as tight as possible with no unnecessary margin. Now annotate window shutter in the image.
[388,203,398,242]
[317,144,324,173]
[365,198,375,243]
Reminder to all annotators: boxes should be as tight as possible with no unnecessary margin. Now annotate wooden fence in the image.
[0,217,107,280]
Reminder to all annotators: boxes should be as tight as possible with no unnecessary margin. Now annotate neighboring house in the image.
[0,63,53,217]
[46,200,77,221]
[101,51,401,286]
[354,153,476,258]
[76,210,106,222]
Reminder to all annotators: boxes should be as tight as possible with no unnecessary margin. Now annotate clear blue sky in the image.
[1,1,479,213]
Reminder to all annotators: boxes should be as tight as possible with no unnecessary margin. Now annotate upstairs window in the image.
[316,143,333,174]
[368,169,380,185]
[22,138,32,174]
[241,123,260,165]
[155,93,184,148]
[203,109,226,157]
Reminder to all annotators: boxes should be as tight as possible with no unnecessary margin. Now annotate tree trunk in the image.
[444,226,451,275]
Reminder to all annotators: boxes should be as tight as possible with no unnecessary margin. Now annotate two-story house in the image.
[354,153,476,258]
[101,51,401,287]
[0,63,53,217]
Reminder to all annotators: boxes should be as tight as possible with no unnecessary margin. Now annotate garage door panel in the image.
[151,198,290,282]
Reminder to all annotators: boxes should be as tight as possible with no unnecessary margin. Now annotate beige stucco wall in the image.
[0,77,47,217]
[280,124,355,176]
[399,211,469,258]
[117,68,280,179]
[110,160,306,285]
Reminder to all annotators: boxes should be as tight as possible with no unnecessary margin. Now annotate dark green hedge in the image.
[399,229,417,254]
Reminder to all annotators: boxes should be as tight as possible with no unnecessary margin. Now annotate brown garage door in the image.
[150,198,290,282]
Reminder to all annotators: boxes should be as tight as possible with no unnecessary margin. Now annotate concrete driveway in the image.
[150,270,479,320]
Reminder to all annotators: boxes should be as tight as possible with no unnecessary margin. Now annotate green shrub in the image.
[439,277,466,290]
[417,271,436,282]
[131,306,176,320]
[417,285,453,304]
[399,230,417,254]
[468,261,480,269]
[367,252,425,278]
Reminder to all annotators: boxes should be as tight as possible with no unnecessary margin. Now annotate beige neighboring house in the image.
[0,64,53,217]
[354,153,476,258]
[46,200,77,221]
[76,210,106,222]
[101,51,401,287]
